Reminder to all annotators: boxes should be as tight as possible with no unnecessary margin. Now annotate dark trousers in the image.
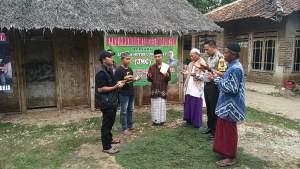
[204,82,219,134]
[101,107,117,150]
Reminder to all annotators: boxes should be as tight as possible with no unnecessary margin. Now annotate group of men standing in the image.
[95,40,245,167]
[182,40,246,166]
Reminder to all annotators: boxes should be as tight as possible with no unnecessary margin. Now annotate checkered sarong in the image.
[151,98,166,124]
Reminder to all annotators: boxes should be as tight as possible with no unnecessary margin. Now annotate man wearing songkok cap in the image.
[147,49,171,125]
[209,42,246,167]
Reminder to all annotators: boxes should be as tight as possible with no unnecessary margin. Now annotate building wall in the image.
[0,30,92,113]
[0,31,20,113]
[283,12,300,83]
[217,17,300,85]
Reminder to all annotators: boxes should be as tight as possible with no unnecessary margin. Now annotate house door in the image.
[22,33,57,109]
[56,33,89,107]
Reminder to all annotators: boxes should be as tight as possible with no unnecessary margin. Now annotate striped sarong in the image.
[151,97,166,124]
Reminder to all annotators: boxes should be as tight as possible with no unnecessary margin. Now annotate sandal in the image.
[216,159,236,167]
[111,139,121,144]
[102,148,120,155]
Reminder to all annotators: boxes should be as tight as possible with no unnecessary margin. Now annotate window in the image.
[184,35,192,51]
[264,40,275,71]
[251,39,276,71]
[252,40,263,70]
[293,39,300,72]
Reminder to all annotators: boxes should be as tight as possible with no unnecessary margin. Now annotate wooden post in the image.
[52,31,63,111]
[14,30,27,113]
[88,36,96,111]
[178,35,184,103]
[137,86,144,106]
[191,35,196,48]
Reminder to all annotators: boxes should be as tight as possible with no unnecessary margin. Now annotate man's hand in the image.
[134,75,141,81]
[200,63,210,70]
[147,72,152,78]
[213,70,224,78]
[209,72,218,81]
[116,80,125,89]
[180,69,187,75]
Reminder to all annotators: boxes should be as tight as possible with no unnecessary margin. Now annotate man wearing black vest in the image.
[95,50,125,154]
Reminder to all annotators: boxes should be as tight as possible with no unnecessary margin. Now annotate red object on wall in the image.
[0,33,7,42]
[283,80,296,90]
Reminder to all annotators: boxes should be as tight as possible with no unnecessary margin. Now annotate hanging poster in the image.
[0,32,12,93]
[104,34,178,86]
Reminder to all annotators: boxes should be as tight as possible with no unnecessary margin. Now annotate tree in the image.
[187,0,236,13]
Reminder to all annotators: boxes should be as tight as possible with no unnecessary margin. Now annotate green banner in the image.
[104,34,178,86]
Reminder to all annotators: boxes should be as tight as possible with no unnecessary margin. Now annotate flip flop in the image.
[111,139,121,144]
[216,160,236,167]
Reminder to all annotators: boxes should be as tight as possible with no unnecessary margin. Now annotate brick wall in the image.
[246,71,277,85]
[278,38,295,71]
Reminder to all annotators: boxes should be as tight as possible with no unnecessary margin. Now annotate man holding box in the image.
[147,49,171,125]
[115,52,141,136]
[210,42,246,167]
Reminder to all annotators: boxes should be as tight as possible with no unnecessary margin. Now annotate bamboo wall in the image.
[0,30,185,113]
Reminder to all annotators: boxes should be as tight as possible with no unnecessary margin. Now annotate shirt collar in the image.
[228,59,239,68]
[102,64,113,73]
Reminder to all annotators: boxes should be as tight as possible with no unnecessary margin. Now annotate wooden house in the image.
[196,0,300,85]
[0,0,221,113]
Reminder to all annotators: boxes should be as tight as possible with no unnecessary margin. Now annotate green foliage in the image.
[187,0,236,13]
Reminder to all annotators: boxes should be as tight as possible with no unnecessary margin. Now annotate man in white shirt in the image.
[182,48,207,128]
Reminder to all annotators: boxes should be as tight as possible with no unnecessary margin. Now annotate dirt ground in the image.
[246,82,300,121]
[246,91,300,121]
[0,104,183,126]
[238,122,300,168]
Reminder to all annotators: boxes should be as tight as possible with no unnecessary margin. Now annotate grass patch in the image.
[246,107,300,132]
[0,117,101,169]
[116,119,272,169]
[0,108,298,169]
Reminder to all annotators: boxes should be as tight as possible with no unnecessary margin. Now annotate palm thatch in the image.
[0,0,222,34]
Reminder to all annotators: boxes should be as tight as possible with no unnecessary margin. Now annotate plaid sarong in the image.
[151,98,166,124]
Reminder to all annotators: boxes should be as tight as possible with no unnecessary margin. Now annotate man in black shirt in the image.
[95,50,125,154]
[115,52,141,136]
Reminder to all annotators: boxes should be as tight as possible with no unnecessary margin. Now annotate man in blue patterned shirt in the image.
[210,42,245,167]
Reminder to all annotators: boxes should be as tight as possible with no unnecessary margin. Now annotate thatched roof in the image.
[206,0,300,23]
[0,0,222,34]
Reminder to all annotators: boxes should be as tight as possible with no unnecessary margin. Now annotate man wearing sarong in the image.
[147,49,171,125]
[210,43,246,167]
[182,48,207,128]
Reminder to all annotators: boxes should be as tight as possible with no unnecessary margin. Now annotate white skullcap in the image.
[190,48,201,55]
